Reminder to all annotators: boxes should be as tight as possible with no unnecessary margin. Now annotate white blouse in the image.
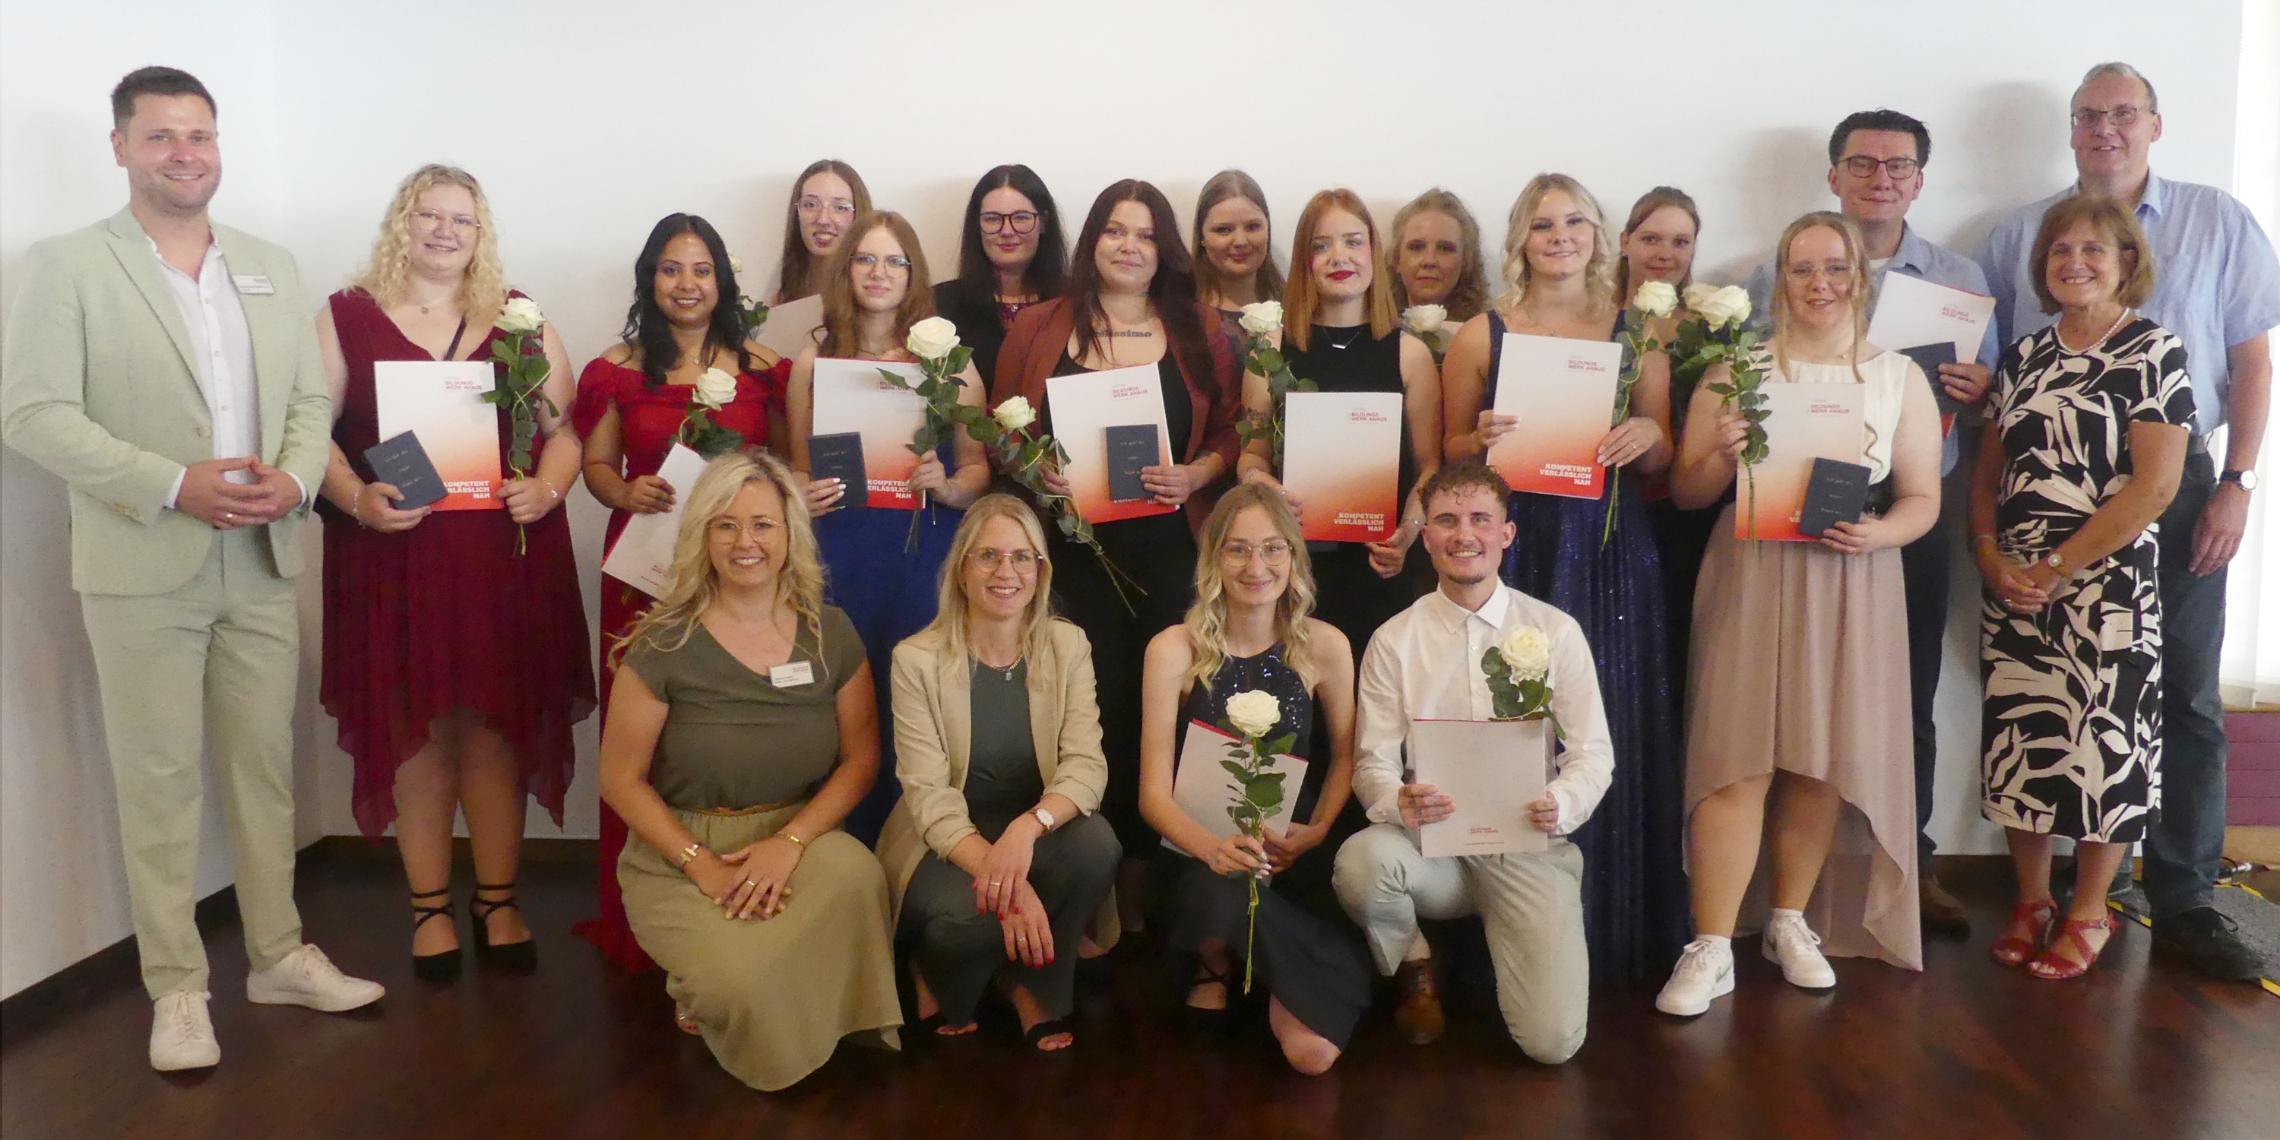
[1765,350,1919,483]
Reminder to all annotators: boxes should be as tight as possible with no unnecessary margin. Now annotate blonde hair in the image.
[350,164,507,328]
[1388,188,1488,322]
[1768,211,1872,386]
[818,211,937,358]
[1495,173,1618,317]
[612,451,827,672]
[1282,188,1398,353]
[913,494,1058,668]
[1184,484,1318,694]
[1192,169,1285,304]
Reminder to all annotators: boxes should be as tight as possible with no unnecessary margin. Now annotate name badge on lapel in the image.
[232,274,275,295]
[769,661,815,689]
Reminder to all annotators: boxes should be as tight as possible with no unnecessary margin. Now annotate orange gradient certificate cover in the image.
[1283,390,1403,542]
[810,358,927,510]
[373,360,501,511]
[1045,365,1176,525]
[1738,384,1864,542]
[1486,333,1621,499]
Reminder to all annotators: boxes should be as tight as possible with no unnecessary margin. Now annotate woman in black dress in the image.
[932,164,1069,384]
[1139,483,1368,1075]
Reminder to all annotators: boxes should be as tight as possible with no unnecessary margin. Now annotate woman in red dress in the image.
[571,213,787,971]
[316,164,594,980]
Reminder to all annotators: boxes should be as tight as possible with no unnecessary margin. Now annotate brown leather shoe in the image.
[1393,960,1445,1045]
[1921,873,1971,939]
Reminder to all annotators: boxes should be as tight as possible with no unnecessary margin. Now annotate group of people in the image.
[2,59,2273,1088]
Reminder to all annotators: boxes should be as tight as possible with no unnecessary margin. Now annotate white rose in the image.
[496,296,545,335]
[1682,282,1718,313]
[906,316,960,361]
[1238,301,1283,339]
[1401,304,1446,336]
[1632,281,1678,318]
[1497,626,1552,684]
[1694,284,1751,329]
[729,254,745,276]
[694,367,737,410]
[992,396,1036,433]
[1225,690,1281,739]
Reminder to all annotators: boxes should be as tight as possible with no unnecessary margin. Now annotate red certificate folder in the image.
[372,360,502,511]
[1282,390,1403,542]
[810,358,928,510]
[1045,365,1176,525]
[1486,333,1620,499]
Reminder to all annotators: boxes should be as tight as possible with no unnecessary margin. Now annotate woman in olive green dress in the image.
[598,450,900,1091]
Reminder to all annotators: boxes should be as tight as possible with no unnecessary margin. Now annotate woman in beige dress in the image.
[1657,212,1942,1018]
[598,450,900,1090]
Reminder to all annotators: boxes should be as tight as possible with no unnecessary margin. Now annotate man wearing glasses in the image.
[1744,108,1999,943]
[1979,61,2280,983]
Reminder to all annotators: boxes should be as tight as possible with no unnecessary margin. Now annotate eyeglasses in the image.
[979,210,1041,235]
[967,548,1043,571]
[1785,261,1856,283]
[709,518,779,540]
[1219,540,1293,566]
[797,197,858,219]
[411,208,480,234]
[850,252,912,272]
[2070,104,2145,130]
[1839,155,1919,180]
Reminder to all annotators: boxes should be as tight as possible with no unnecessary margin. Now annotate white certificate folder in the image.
[1165,719,1306,847]
[1411,718,1551,858]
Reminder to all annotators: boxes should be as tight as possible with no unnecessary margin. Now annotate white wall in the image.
[1,0,2255,995]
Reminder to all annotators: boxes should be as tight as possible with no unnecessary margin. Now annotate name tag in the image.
[232,274,275,295]
[769,661,815,688]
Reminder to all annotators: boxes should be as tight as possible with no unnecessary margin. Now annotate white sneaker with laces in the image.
[1762,913,1837,990]
[150,990,220,1071]
[246,944,385,1012]
[1654,938,1735,1017]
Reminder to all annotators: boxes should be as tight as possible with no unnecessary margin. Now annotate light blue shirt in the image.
[1976,173,2280,437]
[1744,223,1998,474]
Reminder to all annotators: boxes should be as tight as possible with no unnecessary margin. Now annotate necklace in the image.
[976,652,1023,682]
[1107,328,1155,338]
[2057,307,2131,354]
[1321,325,1366,350]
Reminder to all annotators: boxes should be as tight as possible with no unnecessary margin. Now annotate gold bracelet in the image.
[778,831,806,849]
[674,841,705,870]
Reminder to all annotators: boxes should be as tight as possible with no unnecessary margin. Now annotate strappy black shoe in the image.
[469,881,537,972]
[1182,961,1236,1034]
[409,886,461,983]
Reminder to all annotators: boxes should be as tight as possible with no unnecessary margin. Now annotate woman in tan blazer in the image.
[877,494,1121,1053]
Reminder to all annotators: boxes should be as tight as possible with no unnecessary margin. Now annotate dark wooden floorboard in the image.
[3,852,2272,1139]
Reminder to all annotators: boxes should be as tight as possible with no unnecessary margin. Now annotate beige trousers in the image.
[79,526,303,997]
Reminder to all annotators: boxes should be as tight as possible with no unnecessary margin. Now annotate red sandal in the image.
[2027,914,2119,980]
[1990,899,2057,967]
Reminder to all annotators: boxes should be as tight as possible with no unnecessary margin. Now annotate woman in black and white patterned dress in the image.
[1971,194,2194,981]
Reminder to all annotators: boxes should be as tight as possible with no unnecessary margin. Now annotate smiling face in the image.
[2071,71,2162,184]
[979,186,1041,277]
[1780,224,1857,334]
[848,225,911,313]
[404,183,479,280]
[1216,505,1293,609]
[112,93,221,219]
[1422,484,1514,588]
[1620,205,1696,287]
[1826,128,1923,227]
[706,480,787,592]
[1523,188,1595,283]
[1308,207,1374,307]
[1395,209,1465,306]
[960,514,1041,623]
[1200,196,1269,284]
[1093,200,1159,295]
[2044,218,2129,311]
[651,231,719,328]
[797,170,857,257]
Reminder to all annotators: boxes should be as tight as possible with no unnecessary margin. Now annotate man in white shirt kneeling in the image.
[1331,463,1614,1065]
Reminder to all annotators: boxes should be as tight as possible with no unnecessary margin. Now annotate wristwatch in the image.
[1032,807,1057,832]
[2220,469,2258,492]
[2042,549,2068,574]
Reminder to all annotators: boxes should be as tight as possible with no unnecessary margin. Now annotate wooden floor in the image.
[3,848,2273,1140]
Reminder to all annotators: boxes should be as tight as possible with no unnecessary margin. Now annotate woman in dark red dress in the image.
[571,213,787,972]
[315,164,594,980]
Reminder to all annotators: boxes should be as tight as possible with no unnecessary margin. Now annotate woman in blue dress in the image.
[788,211,991,842]
[1439,173,1688,986]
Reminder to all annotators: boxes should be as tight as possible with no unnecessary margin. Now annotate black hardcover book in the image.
[361,431,447,509]
[1899,342,1963,416]
[1104,423,1159,503]
[806,432,870,510]
[1798,457,1872,537]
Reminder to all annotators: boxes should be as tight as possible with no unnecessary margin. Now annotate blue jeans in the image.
[2142,451,2229,919]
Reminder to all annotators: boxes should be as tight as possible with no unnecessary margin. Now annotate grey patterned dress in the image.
[1981,317,2195,842]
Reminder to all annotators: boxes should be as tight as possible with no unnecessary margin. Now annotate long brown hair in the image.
[1282,189,1398,353]
[1065,179,1213,396]
[1614,186,1701,301]
[818,211,936,358]
[1191,169,1285,305]
[775,159,872,302]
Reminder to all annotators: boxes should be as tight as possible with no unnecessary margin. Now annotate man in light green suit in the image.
[1,66,382,1072]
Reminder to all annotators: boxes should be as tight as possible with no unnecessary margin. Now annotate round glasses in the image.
[968,548,1043,572]
[1219,540,1293,566]
[979,210,1041,236]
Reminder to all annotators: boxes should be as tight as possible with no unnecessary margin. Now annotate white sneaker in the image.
[1655,939,1735,1016]
[246,944,385,1012]
[150,990,220,1071]
[1762,913,1837,990]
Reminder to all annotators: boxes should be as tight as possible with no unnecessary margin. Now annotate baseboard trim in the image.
[301,835,599,865]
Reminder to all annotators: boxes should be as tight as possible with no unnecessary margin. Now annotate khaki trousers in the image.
[79,526,303,997]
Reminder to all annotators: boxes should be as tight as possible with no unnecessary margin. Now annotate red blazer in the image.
[990,297,1241,527]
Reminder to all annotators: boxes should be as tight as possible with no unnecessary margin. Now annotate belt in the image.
[689,796,804,817]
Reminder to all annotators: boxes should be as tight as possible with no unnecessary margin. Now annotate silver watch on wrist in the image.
[1031,807,1056,832]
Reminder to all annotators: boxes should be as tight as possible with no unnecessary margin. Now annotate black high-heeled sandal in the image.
[409,887,460,983]
[1182,962,1235,1033]
[470,881,537,972]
